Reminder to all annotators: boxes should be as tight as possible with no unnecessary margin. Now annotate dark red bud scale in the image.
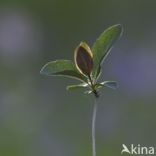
[74,42,93,77]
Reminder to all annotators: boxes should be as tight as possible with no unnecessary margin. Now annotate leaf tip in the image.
[66,86,70,91]
[40,64,48,75]
[114,24,124,37]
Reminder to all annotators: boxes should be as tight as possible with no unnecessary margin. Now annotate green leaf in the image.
[84,90,93,95]
[66,83,89,90]
[74,42,93,77]
[92,24,123,80]
[40,60,87,82]
[95,81,117,90]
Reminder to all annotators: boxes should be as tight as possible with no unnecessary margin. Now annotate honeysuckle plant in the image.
[40,24,123,156]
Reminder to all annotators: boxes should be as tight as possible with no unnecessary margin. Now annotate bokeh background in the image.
[0,0,156,156]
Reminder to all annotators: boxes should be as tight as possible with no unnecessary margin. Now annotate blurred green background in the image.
[0,0,156,156]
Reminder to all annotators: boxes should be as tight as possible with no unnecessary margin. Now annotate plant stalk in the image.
[88,74,99,156]
[88,75,99,98]
[92,97,98,156]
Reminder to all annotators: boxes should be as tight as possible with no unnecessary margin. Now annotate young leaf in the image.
[95,81,117,90]
[92,24,123,80]
[74,42,93,77]
[40,60,87,82]
[84,90,93,95]
[66,83,88,90]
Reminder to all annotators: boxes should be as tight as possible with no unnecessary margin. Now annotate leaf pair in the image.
[40,24,123,97]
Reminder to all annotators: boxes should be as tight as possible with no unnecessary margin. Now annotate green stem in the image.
[88,75,94,88]
[92,97,98,156]
[88,75,99,98]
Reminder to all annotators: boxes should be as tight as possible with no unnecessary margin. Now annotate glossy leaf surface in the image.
[92,24,123,80]
[40,60,87,82]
